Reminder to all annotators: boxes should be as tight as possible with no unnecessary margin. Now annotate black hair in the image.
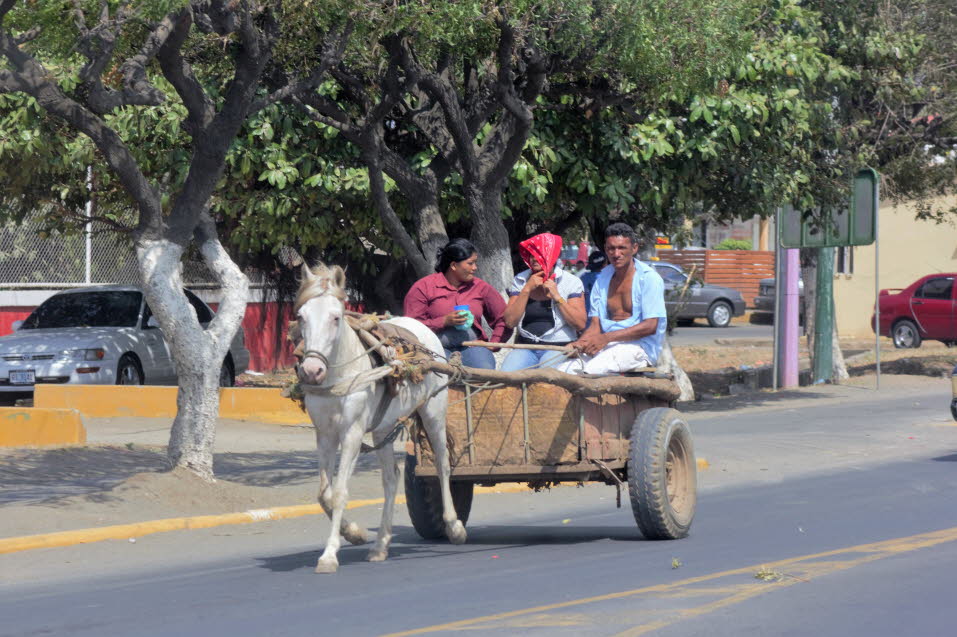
[435,238,478,273]
[586,249,606,271]
[604,222,638,244]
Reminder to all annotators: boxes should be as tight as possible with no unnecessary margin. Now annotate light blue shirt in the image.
[588,259,667,363]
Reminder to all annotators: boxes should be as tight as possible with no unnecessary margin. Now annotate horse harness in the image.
[292,312,439,453]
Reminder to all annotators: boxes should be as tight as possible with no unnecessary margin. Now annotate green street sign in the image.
[779,168,878,248]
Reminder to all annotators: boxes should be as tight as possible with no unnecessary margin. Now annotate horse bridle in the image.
[300,349,330,369]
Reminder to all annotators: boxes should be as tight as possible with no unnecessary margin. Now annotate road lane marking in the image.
[382,525,957,636]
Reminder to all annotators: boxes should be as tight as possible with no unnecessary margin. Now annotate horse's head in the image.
[295,263,347,385]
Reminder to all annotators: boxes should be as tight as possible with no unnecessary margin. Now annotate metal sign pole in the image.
[874,180,881,390]
[772,209,781,391]
[85,166,93,284]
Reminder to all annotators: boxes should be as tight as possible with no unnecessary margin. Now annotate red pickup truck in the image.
[872,273,957,348]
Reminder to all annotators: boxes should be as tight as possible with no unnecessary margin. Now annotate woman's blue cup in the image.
[453,305,473,331]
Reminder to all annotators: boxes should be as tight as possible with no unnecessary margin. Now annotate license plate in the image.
[9,370,35,385]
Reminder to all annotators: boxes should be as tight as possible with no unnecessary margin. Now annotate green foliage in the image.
[0,0,952,310]
[714,239,753,250]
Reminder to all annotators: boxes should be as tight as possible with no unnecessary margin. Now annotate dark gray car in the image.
[650,261,746,327]
[752,277,805,323]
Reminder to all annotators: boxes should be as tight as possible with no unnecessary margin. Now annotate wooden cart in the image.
[404,379,696,541]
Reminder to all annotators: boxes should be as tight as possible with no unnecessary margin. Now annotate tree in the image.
[0,1,350,478]
[794,0,957,379]
[283,1,752,292]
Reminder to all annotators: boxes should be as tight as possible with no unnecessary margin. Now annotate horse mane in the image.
[295,263,347,313]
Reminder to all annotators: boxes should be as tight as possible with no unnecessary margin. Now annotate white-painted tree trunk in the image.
[831,317,849,382]
[657,337,695,402]
[136,232,249,480]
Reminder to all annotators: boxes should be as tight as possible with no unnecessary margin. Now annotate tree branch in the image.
[0,0,17,22]
[72,1,167,114]
[157,8,215,135]
[0,28,162,235]
[364,145,430,276]
[249,22,353,114]
[390,35,479,173]
[479,42,547,188]
[165,1,276,244]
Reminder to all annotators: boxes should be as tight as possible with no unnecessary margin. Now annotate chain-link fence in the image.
[0,211,228,289]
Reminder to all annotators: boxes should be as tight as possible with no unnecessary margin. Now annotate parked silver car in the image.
[0,285,249,394]
[650,261,746,327]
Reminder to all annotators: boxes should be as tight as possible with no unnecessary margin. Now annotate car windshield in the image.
[655,266,687,284]
[21,291,143,329]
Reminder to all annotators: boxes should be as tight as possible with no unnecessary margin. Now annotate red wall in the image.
[0,307,35,336]
[239,302,297,371]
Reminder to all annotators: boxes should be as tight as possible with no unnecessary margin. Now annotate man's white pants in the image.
[558,341,653,375]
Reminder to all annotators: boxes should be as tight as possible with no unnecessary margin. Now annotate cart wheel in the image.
[404,454,473,540]
[628,408,696,540]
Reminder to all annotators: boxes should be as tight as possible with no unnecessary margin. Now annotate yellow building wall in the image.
[834,196,957,338]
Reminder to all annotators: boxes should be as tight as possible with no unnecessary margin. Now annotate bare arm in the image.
[503,291,530,328]
[556,295,587,331]
[541,278,586,331]
[571,317,658,356]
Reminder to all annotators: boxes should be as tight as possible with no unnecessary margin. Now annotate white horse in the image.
[295,264,466,573]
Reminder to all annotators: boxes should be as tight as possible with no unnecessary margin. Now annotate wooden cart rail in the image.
[414,382,674,483]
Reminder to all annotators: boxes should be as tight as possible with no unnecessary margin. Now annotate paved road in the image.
[669,322,773,347]
[2,377,955,637]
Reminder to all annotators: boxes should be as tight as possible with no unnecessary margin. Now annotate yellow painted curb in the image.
[0,407,85,448]
[218,388,309,424]
[0,481,596,555]
[0,496,402,555]
[34,385,309,425]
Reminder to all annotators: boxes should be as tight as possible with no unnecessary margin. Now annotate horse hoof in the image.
[343,523,369,546]
[314,558,339,574]
[446,520,467,545]
[366,549,388,562]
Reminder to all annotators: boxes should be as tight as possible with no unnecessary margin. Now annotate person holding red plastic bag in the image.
[501,233,586,371]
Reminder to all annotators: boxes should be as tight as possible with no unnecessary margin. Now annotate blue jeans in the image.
[444,346,496,369]
[500,348,568,372]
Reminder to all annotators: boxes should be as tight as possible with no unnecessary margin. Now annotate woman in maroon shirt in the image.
[403,239,507,369]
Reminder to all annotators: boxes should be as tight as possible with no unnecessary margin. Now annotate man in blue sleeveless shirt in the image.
[559,223,667,374]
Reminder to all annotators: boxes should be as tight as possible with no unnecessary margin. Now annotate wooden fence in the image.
[658,249,775,307]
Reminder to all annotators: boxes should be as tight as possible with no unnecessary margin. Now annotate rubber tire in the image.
[628,408,697,540]
[951,399,957,422]
[116,354,144,385]
[219,359,235,388]
[404,454,473,540]
[706,300,733,328]
[892,319,922,349]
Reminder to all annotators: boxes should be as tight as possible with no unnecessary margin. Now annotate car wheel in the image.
[219,359,234,388]
[892,319,922,349]
[707,301,732,328]
[117,355,144,385]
